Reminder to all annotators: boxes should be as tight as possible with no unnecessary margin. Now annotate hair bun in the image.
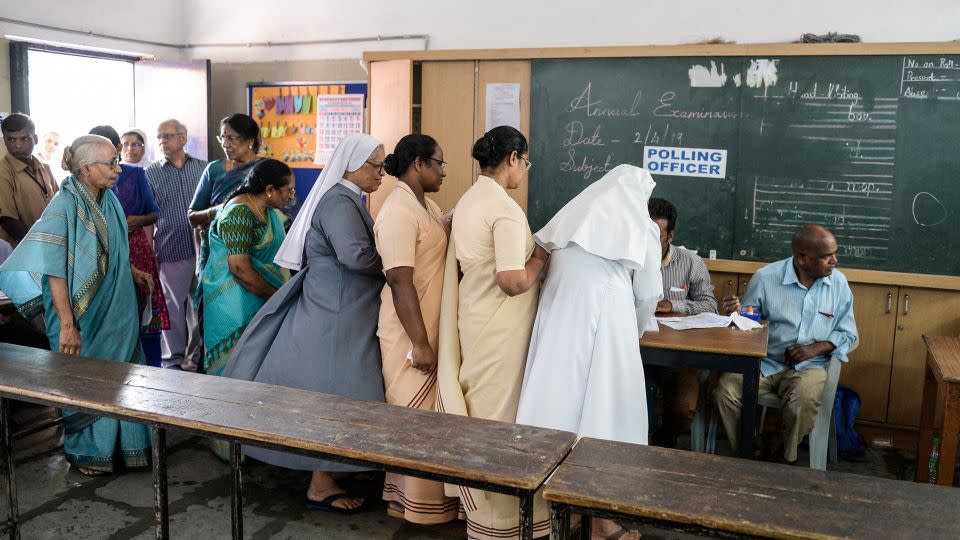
[471,137,494,162]
[61,147,74,172]
[383,153,400,177]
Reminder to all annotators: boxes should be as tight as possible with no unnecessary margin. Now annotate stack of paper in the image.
[657,312,762,332]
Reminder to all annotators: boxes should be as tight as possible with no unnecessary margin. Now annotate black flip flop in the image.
[304,492,366,514]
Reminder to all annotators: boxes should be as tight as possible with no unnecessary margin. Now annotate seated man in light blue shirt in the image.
[714,224,858,464]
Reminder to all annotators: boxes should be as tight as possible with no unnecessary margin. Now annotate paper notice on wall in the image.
[485,83,521,132]
[314,94,365,167]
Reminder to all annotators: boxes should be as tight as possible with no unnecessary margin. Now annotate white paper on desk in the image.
[485,83,521,132]
[659,312,734,330]
[730,312,762,331]
[644,317,660,332]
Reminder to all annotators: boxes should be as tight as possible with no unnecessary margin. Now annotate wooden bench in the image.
[544,437,960,539]
[0,343,576,540]
[917,335,960,485]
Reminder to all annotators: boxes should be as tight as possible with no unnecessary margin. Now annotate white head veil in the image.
[534,164,658,270]
[120,128,153,167]
[274,133,382,270]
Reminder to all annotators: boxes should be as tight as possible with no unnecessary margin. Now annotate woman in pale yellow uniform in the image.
[437,126,550,539]
[375,134,459,524]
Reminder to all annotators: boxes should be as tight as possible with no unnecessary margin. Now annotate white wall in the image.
[0,1,185,59]
[3,1,958,63]
[182,0,960,62]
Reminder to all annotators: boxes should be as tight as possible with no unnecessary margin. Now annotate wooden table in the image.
[546,437,960,539]
[0,343,576,540]
[641,317,768,458]
[916,335,960,485]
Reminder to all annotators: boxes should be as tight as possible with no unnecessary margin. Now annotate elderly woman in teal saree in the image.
[0,135,154,475]
[201,158,293,376]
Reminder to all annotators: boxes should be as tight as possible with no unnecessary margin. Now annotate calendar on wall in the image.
[314,94,365,166]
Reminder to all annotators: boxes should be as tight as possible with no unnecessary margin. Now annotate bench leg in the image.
[739,363,760,459]
[579,514,592,540]
[518,492,534,540]
[151,427,169,540]
[916,363,938,483]
[1,398,20,540]
[550,503,570,540]
[936,386,960,487]
[230,441,243,540]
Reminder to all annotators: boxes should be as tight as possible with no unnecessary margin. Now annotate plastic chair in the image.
[692,357,841,470]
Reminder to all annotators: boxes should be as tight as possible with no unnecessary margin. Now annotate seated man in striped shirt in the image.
[715,224,858,464]
[649,198,739,447]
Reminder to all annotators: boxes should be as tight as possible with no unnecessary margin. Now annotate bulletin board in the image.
[246,81,368,215]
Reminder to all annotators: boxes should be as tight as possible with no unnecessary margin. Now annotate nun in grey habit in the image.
[222,134,386,512]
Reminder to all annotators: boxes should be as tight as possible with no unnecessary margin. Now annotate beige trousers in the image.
[714,368,827,462]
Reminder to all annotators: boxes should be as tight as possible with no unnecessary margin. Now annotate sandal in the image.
[77,467,107,477]
[305,492,366,514]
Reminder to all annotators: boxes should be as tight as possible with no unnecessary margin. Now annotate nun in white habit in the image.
[516,164,662,446]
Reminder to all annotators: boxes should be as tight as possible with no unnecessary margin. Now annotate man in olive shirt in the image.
[0,114,59,247]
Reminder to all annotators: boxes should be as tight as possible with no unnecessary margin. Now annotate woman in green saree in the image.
[201,158,293,376]
[0,135,154,475]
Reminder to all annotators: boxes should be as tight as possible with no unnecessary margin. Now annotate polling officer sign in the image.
[642,146,727,179]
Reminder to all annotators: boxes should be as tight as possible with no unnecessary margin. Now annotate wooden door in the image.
[421,61,476,214]
[840,284,898,423]
[888,288,960,426]
[368,59,413,217]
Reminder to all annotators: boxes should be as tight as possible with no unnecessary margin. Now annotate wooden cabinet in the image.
[888,288,960,426]
[841,284,898,423]
[421,61,475,213]
[709,271,738,307]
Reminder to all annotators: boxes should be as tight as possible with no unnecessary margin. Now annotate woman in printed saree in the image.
[188,113,262,281]
[436,126,551,540]
[201,158,292,376]
[223,134,385,514]
[374,134,458,524]
[0,135,155,475]
[90,125,170,368]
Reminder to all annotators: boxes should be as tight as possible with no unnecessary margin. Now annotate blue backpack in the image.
[833,385,866,457]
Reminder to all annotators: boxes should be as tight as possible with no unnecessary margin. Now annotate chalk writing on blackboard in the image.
[912,192,948,227]
[901,57,960,101]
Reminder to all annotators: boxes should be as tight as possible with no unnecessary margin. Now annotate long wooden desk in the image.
[545,437,960,539]
[641,318,768,458]
[0,343,576,540]
[916,335,960,485]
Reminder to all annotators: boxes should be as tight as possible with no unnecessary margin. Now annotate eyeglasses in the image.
[157,133,182,141]
[365,160,385,172]
[122,142,145,148]
[425,157,447,170]
[217,134,244,144]
[90,158,120,168]
[518,156,532,171]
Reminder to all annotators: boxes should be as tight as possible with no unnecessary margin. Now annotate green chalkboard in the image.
[529,55,960,275]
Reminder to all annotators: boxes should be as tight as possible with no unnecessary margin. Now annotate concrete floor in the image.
[4,428,469,539]
[1,413,923,540]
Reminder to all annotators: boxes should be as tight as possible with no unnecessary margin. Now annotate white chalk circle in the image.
[911,191,948,227]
